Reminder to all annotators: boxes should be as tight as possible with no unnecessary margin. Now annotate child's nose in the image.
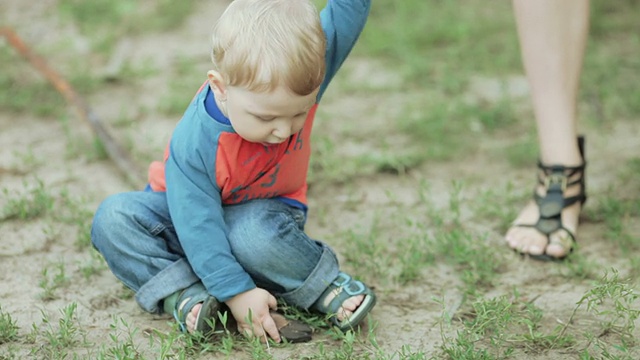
[273,121,293,139]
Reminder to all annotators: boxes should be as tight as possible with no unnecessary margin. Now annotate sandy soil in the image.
[2,1,640,359]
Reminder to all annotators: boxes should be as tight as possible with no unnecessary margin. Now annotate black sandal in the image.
[512,136,587,261]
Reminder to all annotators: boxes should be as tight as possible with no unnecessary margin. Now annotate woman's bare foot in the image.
[505,167,584,259]
[506,201,581,258]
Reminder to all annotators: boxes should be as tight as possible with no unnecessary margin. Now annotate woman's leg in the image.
[506,0,590,258]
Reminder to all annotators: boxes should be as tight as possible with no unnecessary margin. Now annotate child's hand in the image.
[226,288,281,343]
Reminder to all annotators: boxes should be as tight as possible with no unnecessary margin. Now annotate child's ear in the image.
[207,70,227,100]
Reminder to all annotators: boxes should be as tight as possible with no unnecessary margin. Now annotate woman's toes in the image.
[527,237,544,255]
[506,229,550,256]
[506,236,518,249]
[506,228,524,248]
[546,244,567,258]
[546,233,573,257]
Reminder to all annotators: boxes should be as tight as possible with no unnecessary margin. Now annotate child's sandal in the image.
[513,136,587,261]
[312,272,377,332]
[165,282,220,334]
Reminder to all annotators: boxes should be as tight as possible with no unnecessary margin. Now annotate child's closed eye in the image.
[254,115,275,121]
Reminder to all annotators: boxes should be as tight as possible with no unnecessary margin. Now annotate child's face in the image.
[224,85,318,145]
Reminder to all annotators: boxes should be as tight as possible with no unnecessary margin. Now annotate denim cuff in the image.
[278,244,340,309]
[135,258,200,313]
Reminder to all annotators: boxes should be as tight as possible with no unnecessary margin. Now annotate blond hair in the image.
[211,0,326,96]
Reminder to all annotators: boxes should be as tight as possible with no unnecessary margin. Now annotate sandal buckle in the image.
[344,281,366,296]
[544,172,567,191]
[332,272,351,287]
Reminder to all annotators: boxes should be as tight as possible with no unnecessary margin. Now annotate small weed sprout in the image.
[579,270,638,343]
[1,179,54,221]
[38,263,70,301]
[0,306,20,344]
[32,303,88,358]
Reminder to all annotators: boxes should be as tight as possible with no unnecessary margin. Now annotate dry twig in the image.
[1,26,146,188]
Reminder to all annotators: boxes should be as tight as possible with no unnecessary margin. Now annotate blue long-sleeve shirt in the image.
[148,0,371,302]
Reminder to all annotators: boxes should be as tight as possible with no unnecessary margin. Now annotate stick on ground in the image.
[1,26,147,188]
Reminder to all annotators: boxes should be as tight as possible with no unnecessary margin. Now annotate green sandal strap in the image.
[165,282,220,333]
[312,272,377,332]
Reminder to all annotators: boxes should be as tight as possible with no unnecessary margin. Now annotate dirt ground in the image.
[2,1,640,359]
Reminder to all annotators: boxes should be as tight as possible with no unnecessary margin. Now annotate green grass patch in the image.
[439,291,575,359]
[0,48,67,117]
[58,0,199,54]
[0,306,20,344]
[1,179,55,221]
[357,0,520,84]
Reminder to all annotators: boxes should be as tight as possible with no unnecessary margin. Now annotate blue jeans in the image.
[91,191,340,314]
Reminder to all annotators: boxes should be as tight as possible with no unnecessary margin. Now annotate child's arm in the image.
[164,115,256,303]
[165,114,282,342]
[317,0,371,100]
